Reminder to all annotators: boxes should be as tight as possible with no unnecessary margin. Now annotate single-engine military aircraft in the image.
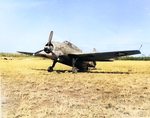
[18,31,141,73]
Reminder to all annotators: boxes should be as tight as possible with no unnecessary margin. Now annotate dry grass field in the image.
[0,57,150,118]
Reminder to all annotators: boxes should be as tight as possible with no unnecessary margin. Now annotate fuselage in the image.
[52,41,82,56]
[35,41,96,70]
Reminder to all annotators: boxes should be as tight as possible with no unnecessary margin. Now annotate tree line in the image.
[115,56,150,61]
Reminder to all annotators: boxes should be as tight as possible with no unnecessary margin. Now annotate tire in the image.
[48,66,53,72]
[72,67,78,73]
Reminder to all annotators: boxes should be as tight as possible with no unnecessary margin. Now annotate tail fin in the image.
[93,48,97,53]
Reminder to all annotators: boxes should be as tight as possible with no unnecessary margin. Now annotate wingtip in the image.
[17,51,21,53]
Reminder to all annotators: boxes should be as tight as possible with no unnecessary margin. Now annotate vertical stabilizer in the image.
[93,48,97,53]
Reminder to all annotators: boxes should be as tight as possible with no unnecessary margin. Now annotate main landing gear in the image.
[47,58,78,73]
[48,60,57,72]
[72,58,78,73]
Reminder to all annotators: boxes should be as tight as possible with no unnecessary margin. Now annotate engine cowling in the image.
[44,43,54,54]
[44,31,54,54]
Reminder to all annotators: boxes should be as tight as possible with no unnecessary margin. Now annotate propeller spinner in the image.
[44,31,54,53]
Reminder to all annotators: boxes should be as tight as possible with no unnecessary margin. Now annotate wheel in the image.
[48,66,53,72]
[72,67,78,73]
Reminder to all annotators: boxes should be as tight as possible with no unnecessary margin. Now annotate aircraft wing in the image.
[68,50,141,61]
[17,51,34,56]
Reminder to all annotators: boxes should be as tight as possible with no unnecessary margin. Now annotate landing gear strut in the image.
[72,58,78,73]
[48,60,57,72]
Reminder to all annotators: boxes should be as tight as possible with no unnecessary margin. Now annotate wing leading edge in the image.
[68,50,141,61]
[17,51,34,56]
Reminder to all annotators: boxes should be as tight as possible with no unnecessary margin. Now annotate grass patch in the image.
[0,59,150,117]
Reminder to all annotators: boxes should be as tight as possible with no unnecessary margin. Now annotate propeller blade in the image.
[48,31,53,44]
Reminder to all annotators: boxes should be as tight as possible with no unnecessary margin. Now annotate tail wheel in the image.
[72,67,78,73]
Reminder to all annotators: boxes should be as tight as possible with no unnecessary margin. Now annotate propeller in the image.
[48,31,53,45]
[44,31,54,53]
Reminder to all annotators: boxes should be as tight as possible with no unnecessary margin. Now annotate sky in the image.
[0,0,150,56]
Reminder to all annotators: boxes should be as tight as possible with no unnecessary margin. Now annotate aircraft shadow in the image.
[87,71,129,74]
[33,69,129,74]
[33,69,72,73]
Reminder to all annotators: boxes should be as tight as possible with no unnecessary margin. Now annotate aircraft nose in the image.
[44,45,53,54]
[44,47,51,53]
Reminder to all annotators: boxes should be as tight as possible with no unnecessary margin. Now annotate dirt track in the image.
[0,59,150,117]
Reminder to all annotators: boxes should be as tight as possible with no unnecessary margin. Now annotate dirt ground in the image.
[0,58,150,118]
